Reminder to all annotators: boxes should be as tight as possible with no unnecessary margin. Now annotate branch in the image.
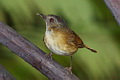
[104,0,120,25]
[0,64,16,80]
[0,22,79,80]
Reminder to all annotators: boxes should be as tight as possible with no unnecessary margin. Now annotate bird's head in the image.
[37,13,67,28]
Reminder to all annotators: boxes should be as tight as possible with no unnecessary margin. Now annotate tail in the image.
[84,45,97,53]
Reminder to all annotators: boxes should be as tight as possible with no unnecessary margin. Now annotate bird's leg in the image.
[69,56,73,73]
[65,56,73,74]
[45,52,53,59]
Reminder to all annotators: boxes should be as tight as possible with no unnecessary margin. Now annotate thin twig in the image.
[0,64,16,80]
[104,0,120,25]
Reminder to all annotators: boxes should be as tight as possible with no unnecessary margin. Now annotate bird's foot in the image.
[65,66,72,74]
[45,52,53,60]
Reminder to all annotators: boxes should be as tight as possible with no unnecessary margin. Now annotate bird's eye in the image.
[49,18,54,22]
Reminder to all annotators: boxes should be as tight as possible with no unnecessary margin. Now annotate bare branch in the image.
[0,64,16,80]
[104,0,120,25]
[0,22,79,80]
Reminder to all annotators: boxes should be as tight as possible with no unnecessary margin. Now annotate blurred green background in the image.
[0,0,120,80]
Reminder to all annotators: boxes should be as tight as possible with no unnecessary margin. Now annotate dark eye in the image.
[49,18,54,22]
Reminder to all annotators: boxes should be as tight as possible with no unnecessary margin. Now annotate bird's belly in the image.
[44,33,77,56]
[45,38,70,56]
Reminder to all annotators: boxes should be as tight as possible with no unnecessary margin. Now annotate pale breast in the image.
[44,28,78,56]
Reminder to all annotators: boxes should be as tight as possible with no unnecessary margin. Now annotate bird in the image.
[37,13,97,73]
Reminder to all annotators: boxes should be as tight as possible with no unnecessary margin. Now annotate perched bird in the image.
[37,13,97,72]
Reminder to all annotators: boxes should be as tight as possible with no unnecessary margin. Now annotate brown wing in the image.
[62,27,97,53]
[62,27,84,48]
[68,31,97,52]
[70,31,85,48]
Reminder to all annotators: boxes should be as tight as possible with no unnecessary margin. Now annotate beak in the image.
[36,13,46,19]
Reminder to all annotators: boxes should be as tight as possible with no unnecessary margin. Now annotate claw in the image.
[65,67,72,74]
[45,52,53,60]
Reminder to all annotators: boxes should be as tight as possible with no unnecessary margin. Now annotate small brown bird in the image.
[37,13,97,72]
